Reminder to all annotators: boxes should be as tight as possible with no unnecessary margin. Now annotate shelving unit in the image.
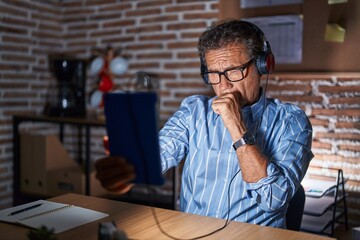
[12,114,179,210]
[300,169,348,237]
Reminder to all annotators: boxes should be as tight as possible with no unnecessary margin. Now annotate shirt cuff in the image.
[245,162,278,197]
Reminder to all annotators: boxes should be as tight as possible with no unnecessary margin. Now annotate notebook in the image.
[0,200,108,233]
[104,91,164,185]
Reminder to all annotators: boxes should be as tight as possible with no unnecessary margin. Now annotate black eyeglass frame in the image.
[201,58,255,85]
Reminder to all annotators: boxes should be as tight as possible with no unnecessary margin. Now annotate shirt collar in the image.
[241,88,266,122]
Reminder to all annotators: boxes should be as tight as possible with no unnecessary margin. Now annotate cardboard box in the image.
[47,166,107,197]
[20,132,77,195]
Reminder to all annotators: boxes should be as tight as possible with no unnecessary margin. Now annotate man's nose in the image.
[219,74,232,89]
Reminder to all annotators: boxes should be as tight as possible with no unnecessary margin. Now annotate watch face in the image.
[243,132,256,145]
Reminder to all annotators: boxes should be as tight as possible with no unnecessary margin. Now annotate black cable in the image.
[150,169,242,240]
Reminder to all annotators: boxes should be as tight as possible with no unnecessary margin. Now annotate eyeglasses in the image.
[201,58,254,85]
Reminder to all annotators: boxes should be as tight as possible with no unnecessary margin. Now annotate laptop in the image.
[104,91,164,185]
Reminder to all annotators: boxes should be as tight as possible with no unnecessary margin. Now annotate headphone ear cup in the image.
[256,52,275,75]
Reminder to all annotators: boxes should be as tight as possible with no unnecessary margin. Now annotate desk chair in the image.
[286,184,305,231]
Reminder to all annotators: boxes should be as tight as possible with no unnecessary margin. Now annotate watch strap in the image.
[233,137,246,151]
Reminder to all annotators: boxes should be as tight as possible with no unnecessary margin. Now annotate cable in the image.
[149,168,241,240]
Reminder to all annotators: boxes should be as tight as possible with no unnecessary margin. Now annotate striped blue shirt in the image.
[159,91,313,228]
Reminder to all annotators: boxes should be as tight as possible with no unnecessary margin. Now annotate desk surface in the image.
[0,193,334,240]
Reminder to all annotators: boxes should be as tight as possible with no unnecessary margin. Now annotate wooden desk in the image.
[0,193,335,240]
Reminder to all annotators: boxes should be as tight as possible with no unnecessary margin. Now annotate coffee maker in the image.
[46,57,87,117]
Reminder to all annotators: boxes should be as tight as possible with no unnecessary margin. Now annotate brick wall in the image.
[0,0,359,225]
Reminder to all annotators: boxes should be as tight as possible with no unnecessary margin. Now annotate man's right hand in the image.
[95,156,136,194]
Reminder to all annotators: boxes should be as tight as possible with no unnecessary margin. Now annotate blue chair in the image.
[286,185,306,231]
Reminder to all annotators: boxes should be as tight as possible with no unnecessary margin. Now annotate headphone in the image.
[200,20,275,84]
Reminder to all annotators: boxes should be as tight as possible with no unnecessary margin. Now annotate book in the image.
[104,92,164,185]
[0,200,108,233]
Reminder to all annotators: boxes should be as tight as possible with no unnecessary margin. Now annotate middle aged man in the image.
[95,19,314,229]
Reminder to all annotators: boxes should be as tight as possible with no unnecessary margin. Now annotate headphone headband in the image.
[240,20,275,75]
[200,20,275,84]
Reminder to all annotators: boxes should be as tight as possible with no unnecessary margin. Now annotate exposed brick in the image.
[210,2,219,10]
[166,4,205,13]
[67,40,98,48]
[163,100,182,108]
[338,144,360,152]
[275,73,333,81]
[0,82,29,89]
[126,43,163,51]
[0,5,28,16]
[180,72,203,79]
[99,3,132,12]
[137,53,172,60]
[101,36,135,45]
[62,32,87,40]
[318,85,360,93]
[181,31,203,39]
[0,63,29,71]
[272,95,323,103]
[67,23,99,31]
[2,36,36,45]
[167,41,198,49]
[31,13,60,22]
[63,7,95,15]
[2,54,36,63]
[156,73,177,80]
[167,22,207,31]
[90,29,124,38]
[309,118,329,127]
[0,101,29,107]
[315,132,359,141]
[38,40,63,48]
[177,0,200,3]
[165,82,205,88]
[39,23,63,32]
[125,8,161,17]
[139,34,177,41]
[59,49,88,55]
[175,91,213,99]
[267,83,312,93]
[32,31,62,39]
[164,61,199,69]
[129,62,160,69]
[336,121,360,129]
[137,0,172,8]
[312,109,360,117]
[329,97,360,105]
[183,12,218,20]
[89,13,122,21]
[62,16,87,23]
[312,141,332,150]
[3,0,60,15]
[160,90,171,97]
[2,17,36,28]
[85,0,117,7]
[126,25,163,34]
[0,26,28,35]
[140,15,179,24]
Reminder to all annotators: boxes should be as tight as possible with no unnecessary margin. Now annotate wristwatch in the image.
[232,131,256,150]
